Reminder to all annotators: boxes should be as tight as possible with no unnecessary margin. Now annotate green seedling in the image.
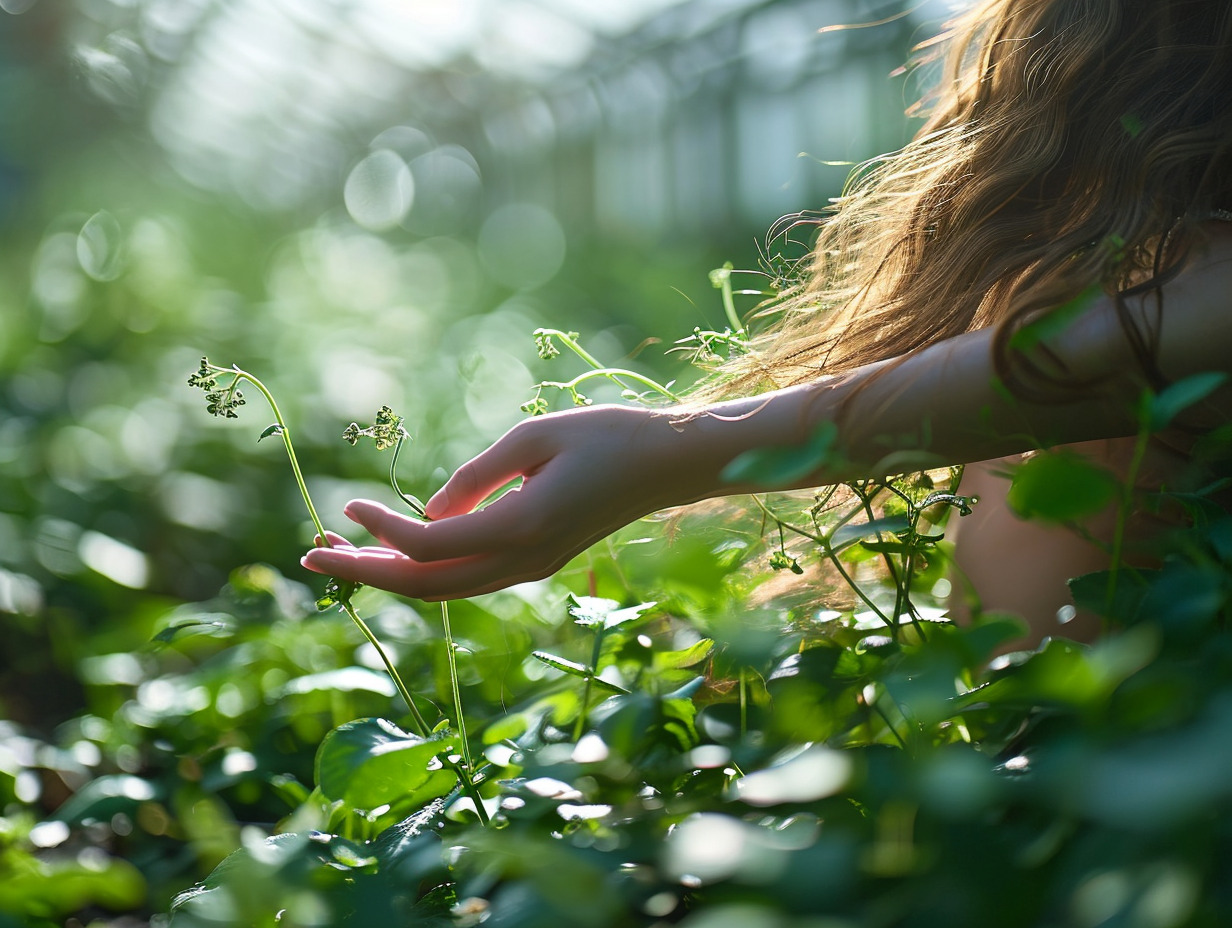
[188,358,487,824]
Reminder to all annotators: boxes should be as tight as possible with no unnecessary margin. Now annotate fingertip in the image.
[303,545,350,569]
[424,487,450,520]
[343,498,386,524]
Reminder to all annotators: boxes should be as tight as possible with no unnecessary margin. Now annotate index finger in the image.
[342,495,538,563]
[425,422,549,519]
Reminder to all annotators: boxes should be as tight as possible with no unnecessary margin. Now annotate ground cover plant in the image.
[3,268,1232,928]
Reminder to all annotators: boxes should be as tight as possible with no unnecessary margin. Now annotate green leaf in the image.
[257,423,284,442]
[1068,570,1151,622]
[652,638,714,672]
[830,515,910,550]
[567,595,656,628]
[1141,562,1228,635]
[314,718,457,809]
[721,422,839,487]
[316,577,362,610]
[858,540,915,555]
[482,713,529,744]
[1006,450,1118,522]
[152,618,234,644]
[0,851,145,917]
[52,774,157,825]
[330,839,378,869]
[531,650,591,679]
[531,651,629,694]
[1147,371,1228,431]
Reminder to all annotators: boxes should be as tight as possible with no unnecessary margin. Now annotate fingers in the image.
[300,544,554,601]
[343,496,539,562]
[425,424,548,519]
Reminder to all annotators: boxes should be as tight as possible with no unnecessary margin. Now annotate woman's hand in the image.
[300,404,729,600]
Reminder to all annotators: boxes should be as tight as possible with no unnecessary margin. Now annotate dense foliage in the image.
[4,315,1232,926]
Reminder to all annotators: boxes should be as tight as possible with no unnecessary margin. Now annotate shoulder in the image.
[1153,222,1232,422]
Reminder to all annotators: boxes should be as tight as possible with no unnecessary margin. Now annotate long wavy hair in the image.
[727,0,1232,400]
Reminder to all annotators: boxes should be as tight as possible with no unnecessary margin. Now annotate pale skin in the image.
[303,227,1232,640]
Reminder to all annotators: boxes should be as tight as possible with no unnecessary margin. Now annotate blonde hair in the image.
[728,0,1232,400]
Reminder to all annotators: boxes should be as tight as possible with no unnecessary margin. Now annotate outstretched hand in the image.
[301,404,731,600]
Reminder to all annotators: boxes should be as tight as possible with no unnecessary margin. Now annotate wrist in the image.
[646,381,837,502]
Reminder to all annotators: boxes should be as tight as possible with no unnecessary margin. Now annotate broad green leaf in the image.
[1006,450,1118,522]
[1147,371,1228,430]
[52,774,157,825]
[1142,562,1228,635]
[1068,570,1151,622]
[314,718,457,809]
[330,839,378,869]
[721,421,839,487]
[0,851,145,916]
[567,596,619,626]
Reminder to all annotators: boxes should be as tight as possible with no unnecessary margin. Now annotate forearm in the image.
[659,279,1226,502]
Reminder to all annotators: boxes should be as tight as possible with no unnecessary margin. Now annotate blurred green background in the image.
[0,0,940,735]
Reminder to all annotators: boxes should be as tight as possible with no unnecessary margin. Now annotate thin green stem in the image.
[854,482,926,641]
[219,366,329,545]
[574,627,607,741]
[871,697,909,751]
[539,368,683,403]
[536,329,684,402]
[748,494,827,546]
[739,669,748,737]
[749,492,896,628]
[538,328,606,370]
[340,600,430,737]
[854,485,908,625]
[1107,424,1150,616]
[439,602,490,826]
[715,269,745,335]
[199,362,490,824]
[440,602,470,768]
[389,434,427,518]
[827,548,895,629]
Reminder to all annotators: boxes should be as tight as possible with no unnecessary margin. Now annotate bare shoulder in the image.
[1156,221,1232,420]
[1156,222,1232,368]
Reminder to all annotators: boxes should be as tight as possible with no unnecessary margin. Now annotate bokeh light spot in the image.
[729,745,852,806]
[78,530,150,589]
[477,203,566,290]
[344,149,414,231]
[77,210,125,281]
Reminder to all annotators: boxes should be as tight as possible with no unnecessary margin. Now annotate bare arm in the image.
[302,232,1232,600]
